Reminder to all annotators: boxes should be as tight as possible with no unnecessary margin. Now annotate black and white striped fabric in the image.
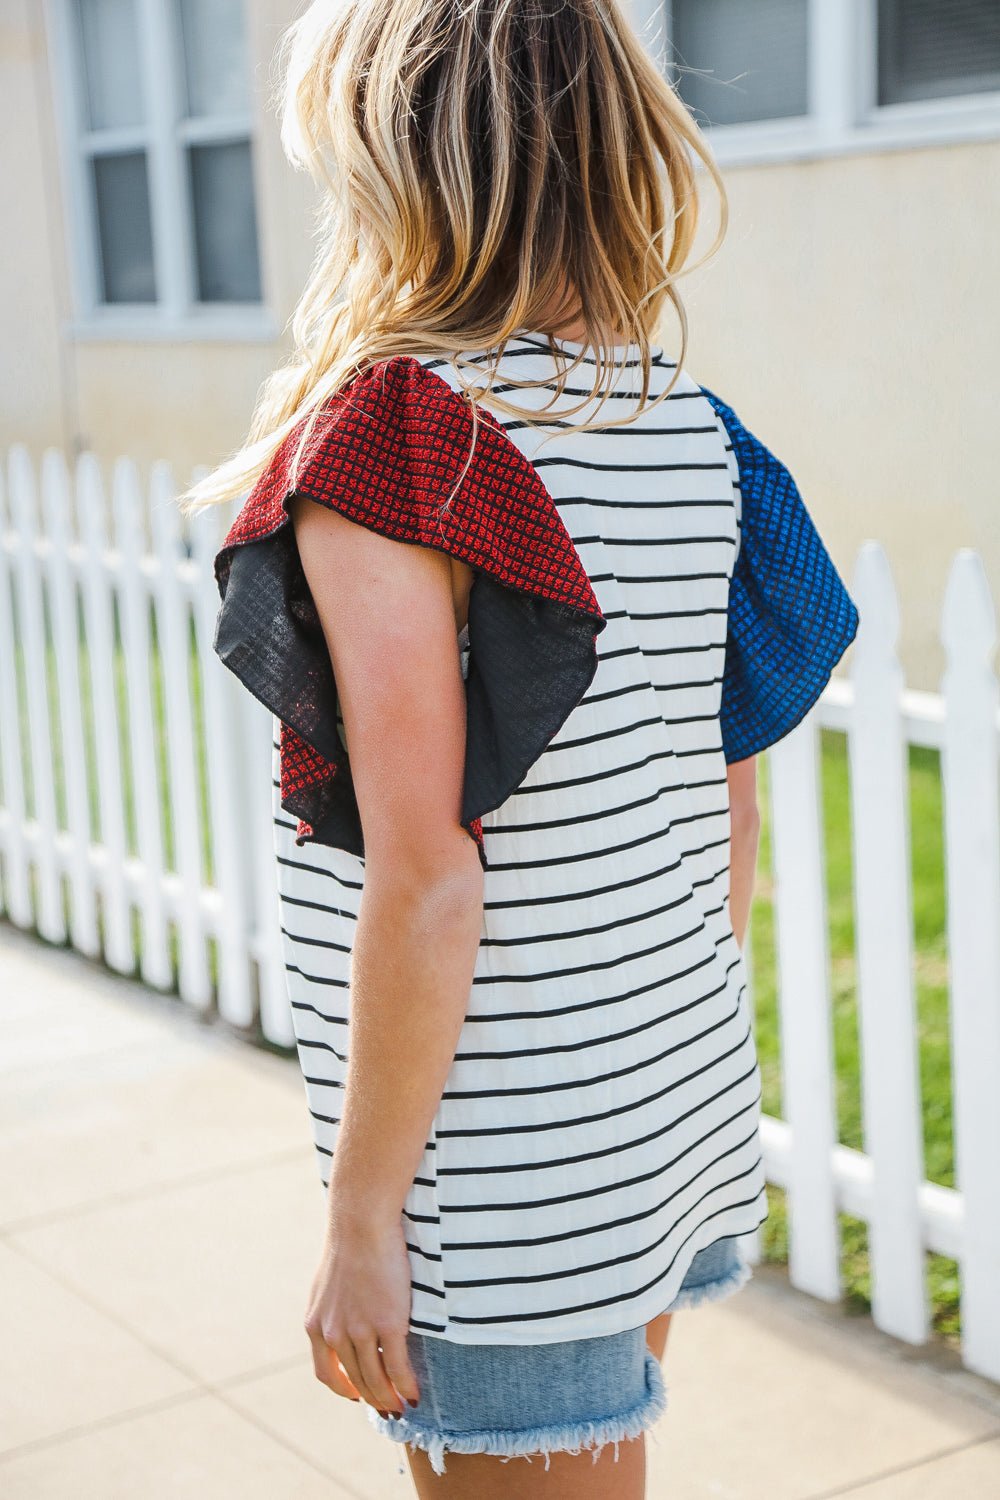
[271,333,768,1344]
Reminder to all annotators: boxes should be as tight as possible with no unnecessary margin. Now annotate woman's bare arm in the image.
[726,755,760,949]
[290,494,483,1415]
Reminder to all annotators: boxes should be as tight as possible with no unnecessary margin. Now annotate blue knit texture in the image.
[701,387,860,763]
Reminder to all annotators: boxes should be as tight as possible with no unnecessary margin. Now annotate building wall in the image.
[678,141,999,688]
[2,0,996,688]
[2,0,74,458]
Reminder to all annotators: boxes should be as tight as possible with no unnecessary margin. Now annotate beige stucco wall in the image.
[676,141,999,689]
[2,0,74,458]
[3,0,997,687]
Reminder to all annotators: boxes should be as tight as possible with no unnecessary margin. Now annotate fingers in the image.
[331,1335,382,1412]
[307,1320,413,1418]
[380,1330,420,1406]
[347,1331,405,1415]
[307,1326,360,1402]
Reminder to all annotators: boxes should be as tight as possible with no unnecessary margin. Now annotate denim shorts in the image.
[367,1233,752,1475]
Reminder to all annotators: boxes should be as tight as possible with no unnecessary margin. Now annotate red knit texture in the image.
[217,355,604,857]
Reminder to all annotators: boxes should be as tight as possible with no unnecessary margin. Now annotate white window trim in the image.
[45,0,275,340]
[658,0,1000,168]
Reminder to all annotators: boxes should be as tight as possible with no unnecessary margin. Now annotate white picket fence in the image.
[2,444,999,1384]
[0,446,289,1042]
[761,545,1000,1387]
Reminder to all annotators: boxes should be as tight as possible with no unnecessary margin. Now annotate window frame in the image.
[655,0,1000,167]
[46,0,274,340]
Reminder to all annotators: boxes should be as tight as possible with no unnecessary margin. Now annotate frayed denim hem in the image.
[663,1249,753,1312]
[366,1347,668,1477]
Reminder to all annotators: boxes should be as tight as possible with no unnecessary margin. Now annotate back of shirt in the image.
[271,331,780,1343]
[227,323,861,1342]
[424,331,741,935]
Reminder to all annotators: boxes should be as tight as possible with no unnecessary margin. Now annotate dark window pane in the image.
[878,1,1000,105]
[178,0,251,118]
[671,0,809,125]
[189,140,262,303]
[77,0,145,129]
[92,152,156,303]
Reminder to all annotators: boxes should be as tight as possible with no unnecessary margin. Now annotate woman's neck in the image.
[532,287,628,346]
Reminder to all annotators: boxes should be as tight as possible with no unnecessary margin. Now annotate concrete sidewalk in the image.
[2,924,999,1499]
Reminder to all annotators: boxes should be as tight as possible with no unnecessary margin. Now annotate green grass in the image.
[750,731,960,1346]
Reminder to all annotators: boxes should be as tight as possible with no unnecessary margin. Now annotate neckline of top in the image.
[508,329,667,364]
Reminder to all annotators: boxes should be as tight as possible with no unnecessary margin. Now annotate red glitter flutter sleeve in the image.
[211,354,606,870]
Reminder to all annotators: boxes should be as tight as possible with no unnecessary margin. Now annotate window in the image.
[877,1,1000,106]
[176,0,261,303]
[659,0,1000,164]
[54,0,263,325]
[670,0,810,127]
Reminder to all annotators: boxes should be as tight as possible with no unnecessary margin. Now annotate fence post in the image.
[42,450,99,958]
[189,497,255,1029]
[0,456,31,927]
[940,549,1000,1383]
[9,448,65,945]
[114,457,172,991]
[78,453,134,974]
[150,463,210,1010]
[769,717,841,1301]
[848,541,928,1346]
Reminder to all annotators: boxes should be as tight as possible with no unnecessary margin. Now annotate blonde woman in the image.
[182,1,858,1493]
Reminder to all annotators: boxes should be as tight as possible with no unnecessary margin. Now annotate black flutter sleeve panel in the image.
[212,355,607,869]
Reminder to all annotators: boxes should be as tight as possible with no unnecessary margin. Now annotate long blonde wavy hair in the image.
[179,0,726,517]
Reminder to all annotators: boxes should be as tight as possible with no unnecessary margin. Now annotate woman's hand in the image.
[304,1207,421,1418]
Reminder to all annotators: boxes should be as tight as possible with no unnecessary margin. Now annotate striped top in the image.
[262,331,856,1345]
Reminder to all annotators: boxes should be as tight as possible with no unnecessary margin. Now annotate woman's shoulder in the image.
[215,351,599,618]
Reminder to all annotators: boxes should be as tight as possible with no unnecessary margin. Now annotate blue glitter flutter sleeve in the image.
[701,388,860,763]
